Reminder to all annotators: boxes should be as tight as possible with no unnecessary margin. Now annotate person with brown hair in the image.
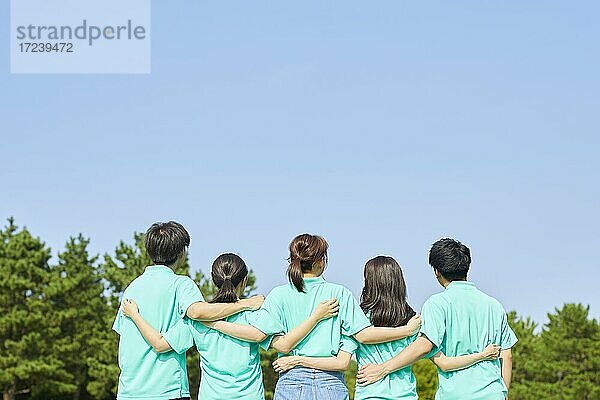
[252,234,422,400]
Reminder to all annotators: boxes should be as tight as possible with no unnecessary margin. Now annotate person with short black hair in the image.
[357,238,518,400]
[112,222,264,400]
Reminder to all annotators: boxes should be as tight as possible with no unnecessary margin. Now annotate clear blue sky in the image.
[1,1,598,324]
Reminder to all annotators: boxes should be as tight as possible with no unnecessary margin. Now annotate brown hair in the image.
[287,234,329,292]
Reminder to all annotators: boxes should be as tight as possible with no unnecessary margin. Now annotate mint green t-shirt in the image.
[343,334,418,400]
[163,310,283,400]
[420,281,518,400]
[255,276,372,357]
[112,265,204,400]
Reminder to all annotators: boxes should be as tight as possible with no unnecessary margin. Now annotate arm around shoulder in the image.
[186,295,265,321]
[353,314,421,344]
[356,335,433,386]
[273,351,352,373]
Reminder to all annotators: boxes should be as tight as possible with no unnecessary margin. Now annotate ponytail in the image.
[212,276,238,303]
[210,253,248,303]
[287,234,329,293]
[287,258,305,292]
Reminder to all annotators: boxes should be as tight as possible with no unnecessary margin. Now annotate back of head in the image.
[144,221,190,267]
[287,234,329,292]
[211,253,248,303]
[360,256,416,327]
[429,238,471,281]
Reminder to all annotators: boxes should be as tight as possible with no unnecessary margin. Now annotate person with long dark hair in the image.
[357,239,517,400]
[253,234,422,400]
[121,253,340,400]
[275,255,501,399]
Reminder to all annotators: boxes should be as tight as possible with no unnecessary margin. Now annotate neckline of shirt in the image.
[144,265,175,274]
[303,276,325,285]
[446,281,476,290]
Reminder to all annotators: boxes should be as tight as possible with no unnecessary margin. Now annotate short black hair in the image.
[144,221,190,266]
[429,238,471,281]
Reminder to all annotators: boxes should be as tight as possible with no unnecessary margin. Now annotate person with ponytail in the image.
[274,255,501,400]
[244,234,421,400]
[121,253,340,400]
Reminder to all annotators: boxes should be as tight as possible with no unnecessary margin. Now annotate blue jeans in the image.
[274,367,349,400]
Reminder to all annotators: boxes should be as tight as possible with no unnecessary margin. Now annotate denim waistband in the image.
[278,367,345,382]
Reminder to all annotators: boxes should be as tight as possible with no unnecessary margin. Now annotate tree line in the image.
[0,218,598,400]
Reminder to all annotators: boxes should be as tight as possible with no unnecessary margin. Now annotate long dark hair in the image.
[210,253,248,303]
[360,256,416,327]
[287,234,328,292]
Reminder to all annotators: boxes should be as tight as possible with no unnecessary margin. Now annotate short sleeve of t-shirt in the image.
[339,335,359,354]
[163,318,195,354]
[420,296,446,348]
[339,288,371,337]
[247,308,285,336]
[255,289,287,332]
[246,309,285,350]
[176,277,204,318]
[112,303,124,335]
[499,312,518,350]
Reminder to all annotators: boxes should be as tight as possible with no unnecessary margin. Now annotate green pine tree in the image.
[41,235,109,400]
[345,360,358,399]
[536,304,598,400]
[0,219,73,400]
[507,311,539,399]
[509,304,599,400]
[413,358,438,400]
[260,348,279,400]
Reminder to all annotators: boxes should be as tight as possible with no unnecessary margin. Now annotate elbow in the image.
[186,304,217,321]
[187,310,215,322]
[353,331,370,345]
[186,307,201,320]
[436,363,451,372]
[501,351,513,363]
[272,343,293,354]
[253,332,268,343]
[153,344,171,353]
[418,338,434,357]
[339,358,351,371]
[272,338,294,354]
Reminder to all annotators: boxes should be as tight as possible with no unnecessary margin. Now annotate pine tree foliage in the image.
[45,235,108,400]
[0,219,72,400]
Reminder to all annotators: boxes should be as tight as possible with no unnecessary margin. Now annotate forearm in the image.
[382,336,433,373]
[204,321,267,342]
[433,352,486,372]
[501,351,513,390]
[354,325,412,344]
[130,314,171,352]
[297,352,351,371]
[186,301,246,321]
[272,315,320,354]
